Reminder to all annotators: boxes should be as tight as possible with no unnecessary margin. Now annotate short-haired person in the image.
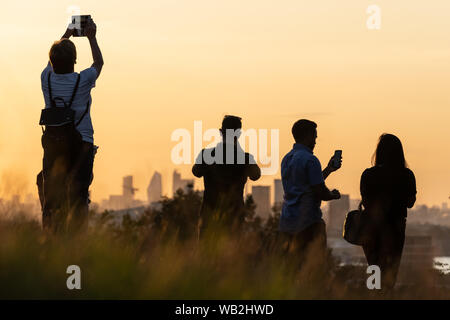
[192,115,261,236]
[279,119,341,266]
[39,19,103,233]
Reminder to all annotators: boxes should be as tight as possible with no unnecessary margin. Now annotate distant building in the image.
[101,175,143,210]
[147,171,162,204]
[252,185,271,219]
[328,194,350,235]
[397,235,435,286]
[274,179,283,206]
[172,170,194,195]
[122,176,137,201]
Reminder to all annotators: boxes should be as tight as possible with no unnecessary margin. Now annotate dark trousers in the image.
[39,127,94,234]
[362,218,406,290]
[282,219,328,270]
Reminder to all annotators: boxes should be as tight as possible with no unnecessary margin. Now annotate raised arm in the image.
[85,18,104,77]
[322,154,342,180]
[45,25,75,68]
[61,25,75,40]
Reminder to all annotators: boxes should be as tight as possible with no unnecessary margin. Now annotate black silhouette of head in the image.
[373,133,406,168]
[49,39,77,74]
[220,115,242,142]
[292,119,317,150]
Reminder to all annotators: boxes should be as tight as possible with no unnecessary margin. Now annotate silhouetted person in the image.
[192,115,261,235]
[361,134,416,290]
[39,19,103,233]
[279,119,341,267]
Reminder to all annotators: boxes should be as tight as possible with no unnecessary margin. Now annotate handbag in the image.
[343,202,368,246]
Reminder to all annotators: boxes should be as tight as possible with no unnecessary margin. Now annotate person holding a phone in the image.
[279,119,342,270]
[38,17,103,233]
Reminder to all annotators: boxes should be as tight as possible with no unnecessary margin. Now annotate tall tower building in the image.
[147,171,162,204]
[172,170,194,195]
[274,179,283,206]
[328,194,350,236]
[252,185,271,219]
[122,175,137,201]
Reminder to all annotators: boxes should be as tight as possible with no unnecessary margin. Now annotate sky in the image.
[0,0,449,207]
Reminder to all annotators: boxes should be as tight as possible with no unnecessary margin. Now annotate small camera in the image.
[71,15,91,37]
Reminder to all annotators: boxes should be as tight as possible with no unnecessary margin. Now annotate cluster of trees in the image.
[94,184,281,245]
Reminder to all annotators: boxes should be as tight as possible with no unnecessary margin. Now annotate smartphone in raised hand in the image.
[71,15,91,37]
[332,150,342,169]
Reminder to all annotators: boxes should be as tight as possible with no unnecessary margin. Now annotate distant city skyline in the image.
[97,170,450,213]
[147,171,162,204]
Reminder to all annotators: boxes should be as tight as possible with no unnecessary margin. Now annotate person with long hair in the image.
[360,133,416,290]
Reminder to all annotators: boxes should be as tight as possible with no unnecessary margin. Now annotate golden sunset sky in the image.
[0,0,449,207]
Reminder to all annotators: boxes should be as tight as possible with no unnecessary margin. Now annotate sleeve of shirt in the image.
[41,62,51,81]
[306,156,324,186]
[80,67,98,89]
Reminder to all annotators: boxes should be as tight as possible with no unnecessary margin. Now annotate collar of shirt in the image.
[293,143,313,154]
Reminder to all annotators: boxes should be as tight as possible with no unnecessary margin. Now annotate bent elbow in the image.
[407,196,416,209]
[250,171,261,181]
[192,165,203,178]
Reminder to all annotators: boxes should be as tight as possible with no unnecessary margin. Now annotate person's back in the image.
[41,65,97,143]
[361,165,416,222]
[278,119,341,272]
[193,116,261,232]
[200,143,256,217]
[280,144,323,232]
[360,134,416,290]
[38,19,103,233]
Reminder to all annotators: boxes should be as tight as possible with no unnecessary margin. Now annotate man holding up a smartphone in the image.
[279,119,342,271]
[38,17,103,233]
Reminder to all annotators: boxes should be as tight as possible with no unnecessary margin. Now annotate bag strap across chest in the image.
[47,71,89,127]
[47,71,80,109]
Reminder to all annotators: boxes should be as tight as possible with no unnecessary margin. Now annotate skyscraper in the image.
[102,175,142,210]
[274,179,283,206]
[147,171,162,204]
[252,185,271,219]
[328,194,350,236]
[172,170,194,195]
[122,175,137,202]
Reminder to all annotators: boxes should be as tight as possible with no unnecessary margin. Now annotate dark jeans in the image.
[282,219,328,269]
[362,218,406,290]
[39,126,94,233]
